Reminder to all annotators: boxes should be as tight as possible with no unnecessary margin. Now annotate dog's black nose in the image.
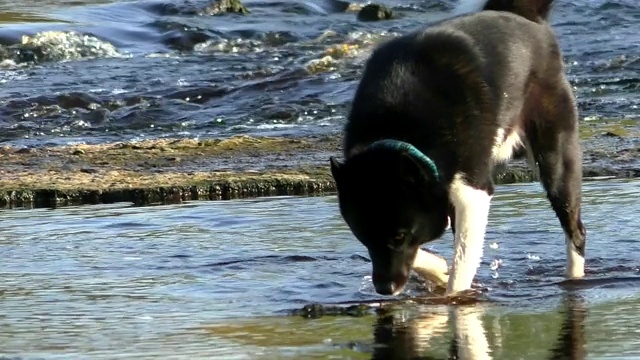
[374,282,396,295]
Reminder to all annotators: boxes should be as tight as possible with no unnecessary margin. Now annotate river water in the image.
[0,0,638,148]
[1,179,639,358]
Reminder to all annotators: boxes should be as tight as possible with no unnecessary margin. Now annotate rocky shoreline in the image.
[1,133,638,209]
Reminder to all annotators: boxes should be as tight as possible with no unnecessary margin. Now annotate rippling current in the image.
[0,0,638,147]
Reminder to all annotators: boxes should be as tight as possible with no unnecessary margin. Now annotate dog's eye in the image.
[389,232,407,250]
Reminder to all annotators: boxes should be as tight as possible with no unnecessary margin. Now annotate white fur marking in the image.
[452,307,493,360]
[491,128,523,162]
[566,235,585,278]
[413,248,449,287]
[447,174,492,294]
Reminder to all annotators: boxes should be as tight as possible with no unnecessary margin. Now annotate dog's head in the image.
[330,144,449,295]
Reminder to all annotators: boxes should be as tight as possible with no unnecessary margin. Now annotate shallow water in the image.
[0,0,638,148]
[1,179,639,358]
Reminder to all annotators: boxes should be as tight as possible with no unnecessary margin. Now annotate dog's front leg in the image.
[412,248,449,288]
[447,174,492,295]
[412,217,452,288]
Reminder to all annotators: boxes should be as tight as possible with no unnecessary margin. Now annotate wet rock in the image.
[603,131,623,138]
[0,31,122,64]
[0,45,30,64]
[23,31,121,62]
[14,46,42,63]
[0,176,336,209]
[306,56,337,74]
[0,45,11,62]
[56,92,103,110]
[325,43,360,59]
[145,0,249,16]
[15,147,35,154]
[163,31,211,51]
[82,108,111,125]
[201,0,250,15]
[0,44,39,64]
[297,303,325,318]
[166,86,228,103]
[357,3,393,22]
[292,303,373,318]
[305,40,366,72]
[493,165,537,184]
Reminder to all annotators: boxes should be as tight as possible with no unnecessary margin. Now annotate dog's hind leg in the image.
[527,81,586,279]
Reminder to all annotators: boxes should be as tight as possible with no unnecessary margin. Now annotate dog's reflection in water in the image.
[370,294,586,360]
[371,305,490,360]
[549,294,587,360]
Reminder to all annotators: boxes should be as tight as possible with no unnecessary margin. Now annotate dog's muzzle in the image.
[372,271,409,296]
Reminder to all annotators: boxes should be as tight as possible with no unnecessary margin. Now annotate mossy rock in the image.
[1,133,638,209]
[202,0,250,15]
[357,4,393,22]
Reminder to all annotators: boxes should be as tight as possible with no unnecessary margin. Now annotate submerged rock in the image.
[357,4,393,22]
[201,0,250,15]
[292,303,374,318]
[306,43,361,73]
[0,45,10,62]
[306,56,337,73]
[145,0,249,16]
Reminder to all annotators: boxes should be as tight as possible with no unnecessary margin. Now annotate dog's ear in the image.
[398,151,444,193]
[399,152,447,200]
[329,156,343,182]
[399,151,428,185]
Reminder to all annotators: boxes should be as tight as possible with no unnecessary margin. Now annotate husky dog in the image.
[330,0,585,296]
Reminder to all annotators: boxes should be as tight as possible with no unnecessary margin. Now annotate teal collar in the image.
[368,139,440,180]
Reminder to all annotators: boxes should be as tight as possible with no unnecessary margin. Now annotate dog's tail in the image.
[482,0,555,23]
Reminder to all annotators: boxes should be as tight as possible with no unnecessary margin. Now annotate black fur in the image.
[483,0,556,22]
[330,0,585,295]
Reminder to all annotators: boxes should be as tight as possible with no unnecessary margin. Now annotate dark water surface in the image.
[0,0,638,147]
[1,179,639,358]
